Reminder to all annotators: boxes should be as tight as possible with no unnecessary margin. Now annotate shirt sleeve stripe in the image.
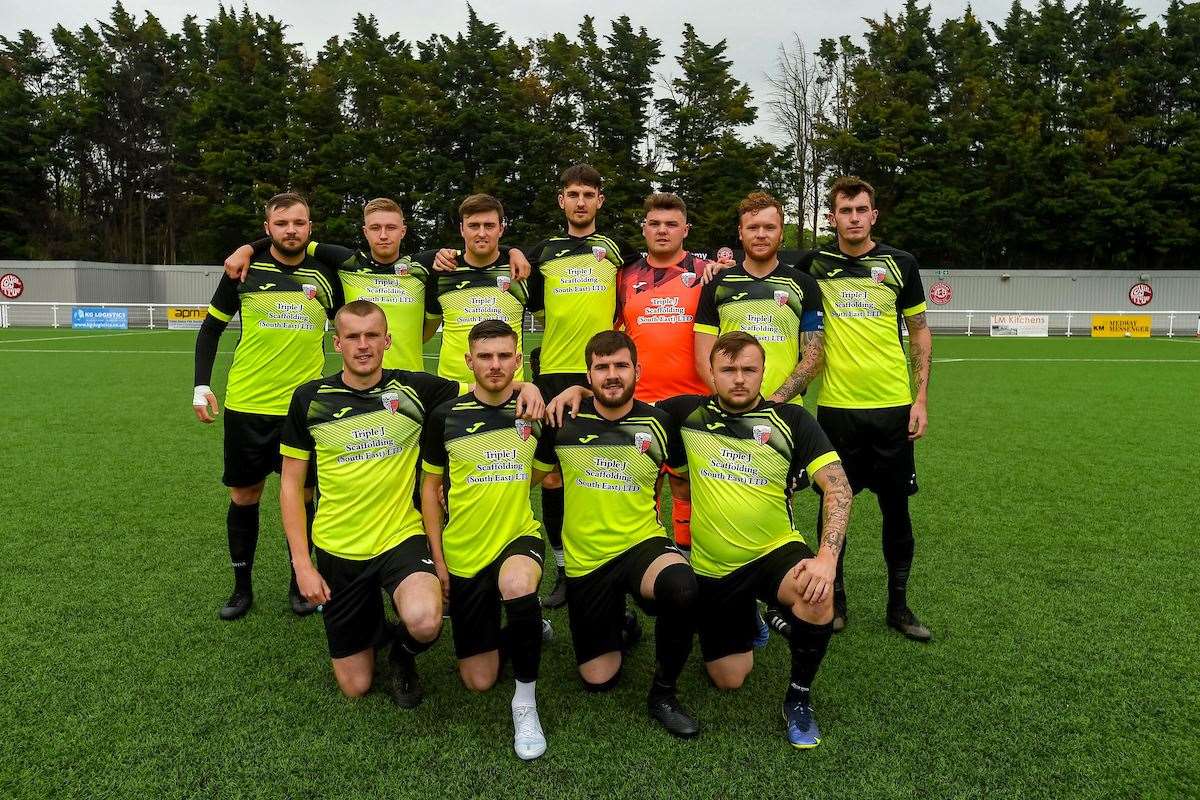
[421,461,444,475]
[280,444,311,460]
[807,450,840,477]
[694,323,719,336]
[902,301,928,317]
[532,458,556,473]
[207,304,233,322]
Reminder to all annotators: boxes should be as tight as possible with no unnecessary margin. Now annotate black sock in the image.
[786,615,833,705]
[391,623,438,662]
[542,486,564,554]
[227,501,260,592]
[651,563,698,696]
[289,500,316,593]
[503,593,543,683]
[879,491,915,611]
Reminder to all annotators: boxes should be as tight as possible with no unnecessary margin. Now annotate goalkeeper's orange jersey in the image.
[616,253,711,403]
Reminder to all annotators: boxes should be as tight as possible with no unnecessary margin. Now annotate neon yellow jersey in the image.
[533,398,686,577]
[420,392,542,577]
[422,252,529,384]
[658,395,839,578]
[694,263,824,406]
[206,256,341,415]
[280,369,464,559]
[799,244,927,409]
[526,233,637,374]
[304,241,431,372]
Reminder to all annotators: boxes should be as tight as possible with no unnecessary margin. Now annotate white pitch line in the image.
[0,349,231,355]
[0,330,159,344]
[934,357,1200,364]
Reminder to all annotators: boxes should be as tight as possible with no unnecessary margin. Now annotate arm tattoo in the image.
[771,331,824,402]
[817,462,852,556]
[906,313,932,396]
[905,311,928,330]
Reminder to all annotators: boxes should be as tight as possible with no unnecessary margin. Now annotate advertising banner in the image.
[167,306,207,330]
[989,314,1049,337]
[1091,315,1151,338]
[72,306,128,330]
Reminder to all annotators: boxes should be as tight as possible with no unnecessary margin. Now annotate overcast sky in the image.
[3,0,1173,141]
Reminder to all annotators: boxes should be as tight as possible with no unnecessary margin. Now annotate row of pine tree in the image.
[1,1,1197,268]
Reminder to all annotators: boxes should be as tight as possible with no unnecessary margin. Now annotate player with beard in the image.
[658,332,853,748]
[420,320,553,761]
[533,331,700,738]
[193,192,342,621]
[797,176,933,641]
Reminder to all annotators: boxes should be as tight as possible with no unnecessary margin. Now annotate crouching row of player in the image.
[279,301,853,759]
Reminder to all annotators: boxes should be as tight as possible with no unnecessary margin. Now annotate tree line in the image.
[1,0,1196,268]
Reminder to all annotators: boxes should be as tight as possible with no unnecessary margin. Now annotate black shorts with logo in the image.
[315,535,438,659]
[447,535,545,660]
[816,405,918,496]
[696,540,813,662]
[565,536,683,665]
[222,408,317,488]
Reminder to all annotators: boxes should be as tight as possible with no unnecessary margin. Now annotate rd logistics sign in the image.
[72,306,128,330]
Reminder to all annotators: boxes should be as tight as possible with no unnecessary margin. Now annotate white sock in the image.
[553,548,565,569]
[513,679,537,708]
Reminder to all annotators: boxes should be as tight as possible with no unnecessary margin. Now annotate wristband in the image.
[193,385,213,407]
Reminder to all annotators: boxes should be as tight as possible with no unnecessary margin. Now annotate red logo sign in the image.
[1129,282,1153,307]
[929,281,953,305]
[717,246,734,263]
[0,273,23,299]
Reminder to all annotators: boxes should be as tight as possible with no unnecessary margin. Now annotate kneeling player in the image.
[533,331,700,738]
[659,332,853,748]
[420,320,549,760]
[279,301,464,706]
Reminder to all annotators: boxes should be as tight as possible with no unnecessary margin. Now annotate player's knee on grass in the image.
[332,656,375,698]
[579,652,622,689]
[706,654,752,690]
[394,575,443,642]
[229,482,265,506]
[459,655,499,692]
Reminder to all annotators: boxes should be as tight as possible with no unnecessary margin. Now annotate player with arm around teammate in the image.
[533,330,700,738]
[658,332,853,748]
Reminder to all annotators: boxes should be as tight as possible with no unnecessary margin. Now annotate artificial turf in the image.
[0,329,1196,799]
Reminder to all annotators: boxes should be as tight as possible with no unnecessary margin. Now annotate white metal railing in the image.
[0,301,210,329]
[925,309,1200,337]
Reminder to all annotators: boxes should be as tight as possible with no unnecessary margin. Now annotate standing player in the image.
[280,300,464,705]
[533,331,700,738]
[523,165,641,608]
[694,192,825,406]
[422,195,531,384]
[193,192,342,621]
[420,320,549,761]
[798,176,933,642]
[659,332,853,748]
[616,192,712,558]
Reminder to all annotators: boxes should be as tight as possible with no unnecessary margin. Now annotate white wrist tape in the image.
[193,385,213,407]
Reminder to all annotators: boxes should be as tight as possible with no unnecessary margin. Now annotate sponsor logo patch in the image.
[394,262,409,276]
[680,272,697,288]
[871,266,888,283]
[774,290,789,306]
[381,391,400,413]
[515,419,532,440]
[496,275,512,292]
[592,246,607,261]
[634,432,653,453]
[302,284,318,300]
[753,424,771,444]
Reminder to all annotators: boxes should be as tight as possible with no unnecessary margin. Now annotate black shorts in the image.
[816,405,918,496]
[565,536,683,665]
[447,535,544,660]
[533,372,588,406]
[314,535,437,659]
[696,540,813,662]
[222,409,316,488]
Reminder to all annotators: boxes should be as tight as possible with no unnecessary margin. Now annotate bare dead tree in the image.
[766,35,815,237]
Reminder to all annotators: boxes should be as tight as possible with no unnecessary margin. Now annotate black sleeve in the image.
[694,277,720,333]
[794,249,817,274]
[658,407,688,472]
[280,384,317,457]
[315,260,344,320]
[309,241,355,268]
[424,267,443,317]
[524,241,547,314]
[194,275,238,386]
[409,371,465,417]
[798,271,824,334]
[419,403,450,473]
[616,238,641,267]
[533,423,559,468]
[898,253,926,315]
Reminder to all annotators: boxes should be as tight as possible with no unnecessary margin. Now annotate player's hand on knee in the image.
[223,245,254,282]
[795,555,836,604]
[297,565,331,605]
[515,382,545,420]
[433,248,460,272]
[192,385,219,423]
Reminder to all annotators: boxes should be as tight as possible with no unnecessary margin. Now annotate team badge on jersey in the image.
[302,284,318,300]
[634,432,653,453]
[515,419,532,440]
[592,246,607,261]
[752,424,772,444]
[496,275,511,292]
[680,272,698,288]
[773,290,789,306]
[394,262,410,276]
[871,265,888,283]
[381,391,400,413]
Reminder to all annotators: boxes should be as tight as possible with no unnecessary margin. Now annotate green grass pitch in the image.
[0,328,1197,799]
